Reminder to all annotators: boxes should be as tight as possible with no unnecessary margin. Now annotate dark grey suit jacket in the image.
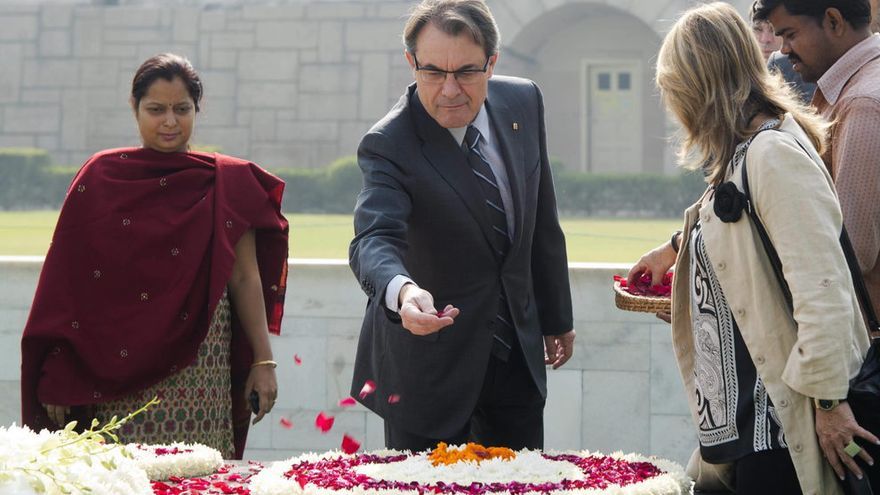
[348,76,573,438]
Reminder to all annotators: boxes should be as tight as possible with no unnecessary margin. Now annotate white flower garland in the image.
[0,424,152,495]
[249,449,693,495]
[126,442,224,481]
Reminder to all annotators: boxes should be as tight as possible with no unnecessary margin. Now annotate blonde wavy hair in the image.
[656,2,827,185]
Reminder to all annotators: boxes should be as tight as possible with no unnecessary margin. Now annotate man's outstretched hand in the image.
[399,283,459,335]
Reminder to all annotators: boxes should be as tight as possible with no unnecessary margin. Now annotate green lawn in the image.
[0,211,681,263]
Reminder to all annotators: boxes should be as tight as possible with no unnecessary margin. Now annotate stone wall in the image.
[0,1,417,170]
[0,0,752,173]
[0,257,695,464]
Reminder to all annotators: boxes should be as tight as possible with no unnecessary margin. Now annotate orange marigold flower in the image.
[428,442,515,466]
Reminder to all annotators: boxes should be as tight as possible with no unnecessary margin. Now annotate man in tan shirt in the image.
[756,1,880,325]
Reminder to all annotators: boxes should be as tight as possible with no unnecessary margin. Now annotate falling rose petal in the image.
[315,411,335,432]
[280,417,294,429]
[387,394,401,404]
[294,354,302,365]
[358,379,377,399]
[338,397,357,407]
[341,433,361,454]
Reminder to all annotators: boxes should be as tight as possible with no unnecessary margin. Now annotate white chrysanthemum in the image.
[0,424,152,495]
[354,450,585,484]
[249,448,693,495]
[125,442,224,480]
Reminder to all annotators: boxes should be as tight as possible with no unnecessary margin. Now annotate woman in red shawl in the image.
[20,53,289,459]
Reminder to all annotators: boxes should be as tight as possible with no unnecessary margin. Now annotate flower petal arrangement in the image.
[248,445,691,495]
[0,424,153,495]
[127,442,224,481]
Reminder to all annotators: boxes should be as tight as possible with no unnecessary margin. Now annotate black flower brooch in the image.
[713,182,747,223]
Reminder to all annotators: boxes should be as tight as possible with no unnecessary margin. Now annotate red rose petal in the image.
[294,354,302,365]
[315,411,335,433]
[280,417,294,429]
[616,271,673,297]
[387,394,401,404]
[358,380,376,399]
[436,310,446,318]
[341,433,361,454]
[338,397,357,407]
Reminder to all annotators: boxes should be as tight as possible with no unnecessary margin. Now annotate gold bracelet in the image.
[251,359,278,369]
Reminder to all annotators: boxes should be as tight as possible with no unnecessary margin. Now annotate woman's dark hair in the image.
[752,0,871,29]
[131,53,203,112]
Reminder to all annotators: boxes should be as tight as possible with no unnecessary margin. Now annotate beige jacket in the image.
[671,116,871,495]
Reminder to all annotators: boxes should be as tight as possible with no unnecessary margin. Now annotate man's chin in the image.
[790,61,815,83]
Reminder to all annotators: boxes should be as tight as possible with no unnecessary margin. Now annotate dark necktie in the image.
[464,126,510,257]
[463,125,516,361]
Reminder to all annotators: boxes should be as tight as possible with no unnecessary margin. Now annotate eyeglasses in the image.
[412,53,491,85]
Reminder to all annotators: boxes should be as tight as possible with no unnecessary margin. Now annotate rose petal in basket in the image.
[613,281,671,313]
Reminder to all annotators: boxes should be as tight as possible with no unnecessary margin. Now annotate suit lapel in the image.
[410,89,501,263]
[485,91,525,254]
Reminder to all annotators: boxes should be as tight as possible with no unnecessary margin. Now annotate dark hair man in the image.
[755,0,880,489]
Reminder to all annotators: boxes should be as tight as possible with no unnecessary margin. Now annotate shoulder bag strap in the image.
[739,130,880,334]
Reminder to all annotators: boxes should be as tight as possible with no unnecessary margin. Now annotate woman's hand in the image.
[628,238,678,288]
[42,403,70,426]
[815,402,879,480]
[245,364,278,425]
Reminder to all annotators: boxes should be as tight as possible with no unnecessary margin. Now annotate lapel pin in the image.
[512,122,519,131]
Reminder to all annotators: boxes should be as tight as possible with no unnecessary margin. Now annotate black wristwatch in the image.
[814,398,846,411]
[670,230,683,253]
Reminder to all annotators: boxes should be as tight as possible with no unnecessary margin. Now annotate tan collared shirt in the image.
[812,34,880,323]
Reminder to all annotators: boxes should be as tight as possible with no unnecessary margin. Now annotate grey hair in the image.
[403,0,500,58]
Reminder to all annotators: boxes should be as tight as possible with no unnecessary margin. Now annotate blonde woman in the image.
[628,3,876,493]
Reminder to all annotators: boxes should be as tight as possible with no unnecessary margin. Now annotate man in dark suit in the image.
[349,0,575,452]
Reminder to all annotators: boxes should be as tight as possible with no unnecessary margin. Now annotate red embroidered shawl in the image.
[20,147,288,458]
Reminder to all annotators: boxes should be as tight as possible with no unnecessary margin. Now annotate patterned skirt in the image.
[94,292,235,459]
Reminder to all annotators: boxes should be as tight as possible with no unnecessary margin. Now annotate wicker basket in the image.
[613,280,671,314]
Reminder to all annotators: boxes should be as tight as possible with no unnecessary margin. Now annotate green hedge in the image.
[0,148,707,217]
[272,156,363,213]
[0,148,59,209]
[554,170,706,217]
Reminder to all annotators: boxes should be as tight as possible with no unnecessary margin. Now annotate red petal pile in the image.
[281,452,665,493]
[614,273,672,297]
[151,464,254,495]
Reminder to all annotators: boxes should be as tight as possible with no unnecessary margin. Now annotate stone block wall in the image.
[0,0,754,173]
[0,1,417,169]
[0,257,695,464]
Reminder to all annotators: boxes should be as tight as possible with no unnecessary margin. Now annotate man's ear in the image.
[405,50,416,70]
[824,8,847,36]
[486,52,499,78]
